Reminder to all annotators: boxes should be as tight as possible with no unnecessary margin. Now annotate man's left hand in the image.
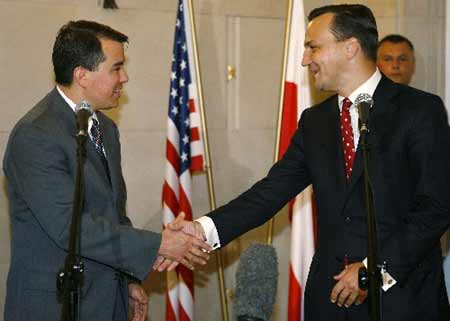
[330,262,367,308]
[129,283,148,321]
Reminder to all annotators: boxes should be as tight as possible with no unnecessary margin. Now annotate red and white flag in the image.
[162,1,205,320]
[279,1,316,320]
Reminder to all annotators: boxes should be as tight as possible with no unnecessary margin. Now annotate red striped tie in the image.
[340,98,355,182]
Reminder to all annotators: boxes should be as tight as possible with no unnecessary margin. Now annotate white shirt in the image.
[338,68,382,148]
[56,86,105,155]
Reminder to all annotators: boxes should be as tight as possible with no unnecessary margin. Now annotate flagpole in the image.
[186,1,230,321]
[266,0,293,245]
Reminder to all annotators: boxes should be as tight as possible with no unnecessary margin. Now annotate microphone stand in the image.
[57,133,87,321]
[360,123,382,321]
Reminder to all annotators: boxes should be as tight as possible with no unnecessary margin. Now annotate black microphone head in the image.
[355,93,373,125]
[234,243,278,321]
[75,101,93,136]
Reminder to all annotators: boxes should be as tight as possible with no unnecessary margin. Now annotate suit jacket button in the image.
[345,216,351,224]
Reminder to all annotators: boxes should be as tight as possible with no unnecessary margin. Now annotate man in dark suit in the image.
[161,4,450,321]
[3,20,210,321]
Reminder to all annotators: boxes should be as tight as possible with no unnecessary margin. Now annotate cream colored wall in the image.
[0,0,445,320]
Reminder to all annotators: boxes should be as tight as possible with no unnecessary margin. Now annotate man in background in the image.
[3,20,209,321]
[377,34,416,85]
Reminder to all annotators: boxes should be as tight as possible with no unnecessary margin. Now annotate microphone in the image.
[355,93,373,133]
[234,243,278,321]
[75,100,93,137]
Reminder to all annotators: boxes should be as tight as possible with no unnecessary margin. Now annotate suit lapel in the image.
[86,139,112,190]
[48,88,113,194]
[345,77,399,199]
[96,112,119,199]
[311,96,348,214]
[324,96,348,194]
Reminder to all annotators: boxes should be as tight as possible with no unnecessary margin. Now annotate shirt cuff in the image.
[362,257,397,292]
[196,216,221,250]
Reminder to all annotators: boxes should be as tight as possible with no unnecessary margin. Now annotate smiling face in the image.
[301,13,348,93]
[377,41,415,85]
[83,38,129,111]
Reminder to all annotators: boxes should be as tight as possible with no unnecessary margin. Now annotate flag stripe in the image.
[279,81,299,159]
[282,1,316,321]
[164,1,205,321]
[288,265,302,321]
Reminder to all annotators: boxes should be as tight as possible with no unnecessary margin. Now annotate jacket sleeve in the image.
[207,110,313,246]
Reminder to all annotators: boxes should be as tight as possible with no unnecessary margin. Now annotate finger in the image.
[185,251,207,266]
[181,258,194,270]
[190,246,210,260]
[167,212,186,230]
[330,282,344,303]
[152,256,165,270]
[137,303,148,321]
[132,303,140,321]
[191,237,212,253]
[157,259,175,272]
[136,287,148,305]
[142,303,149,321]
[167,260,180,271]
[173,212,186,226]
[336,288,351,307]
[188,248,210,265]
[343,291,359,308]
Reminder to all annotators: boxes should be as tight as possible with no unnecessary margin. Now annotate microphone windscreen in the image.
[75,101,93,135]
[234,243,278,321]
[355,93,373,125]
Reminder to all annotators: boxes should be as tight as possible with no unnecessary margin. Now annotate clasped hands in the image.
[154,212,210,272]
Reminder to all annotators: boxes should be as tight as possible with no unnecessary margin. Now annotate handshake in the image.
[153,213,211,272]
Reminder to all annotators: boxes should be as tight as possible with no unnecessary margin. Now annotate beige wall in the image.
[0,0,445,320]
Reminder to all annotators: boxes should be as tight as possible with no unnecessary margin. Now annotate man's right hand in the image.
[156,213,211,271]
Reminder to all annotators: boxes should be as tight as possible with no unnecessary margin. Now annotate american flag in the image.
[162,1,205,321]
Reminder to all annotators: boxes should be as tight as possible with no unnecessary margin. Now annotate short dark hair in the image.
[378,34,414,51]
[308,4,378,62]
[52,20,128,86]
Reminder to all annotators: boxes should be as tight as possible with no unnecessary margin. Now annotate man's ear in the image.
[344,37,360,59]
[73,66,90,88]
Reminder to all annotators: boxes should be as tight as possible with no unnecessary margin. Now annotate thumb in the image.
[168,212,186,230]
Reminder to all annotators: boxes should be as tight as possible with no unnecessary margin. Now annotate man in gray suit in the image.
[3,20,210,321]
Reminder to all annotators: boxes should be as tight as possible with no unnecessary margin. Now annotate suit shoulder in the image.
[393,85,446,119]
[8,91,67,148]
[300,94,337,119]
[13,93,56,133]
[395,84,443,106]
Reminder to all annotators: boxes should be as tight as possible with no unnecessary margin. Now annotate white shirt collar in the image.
[338,68,382,109]
[56,86,98,122]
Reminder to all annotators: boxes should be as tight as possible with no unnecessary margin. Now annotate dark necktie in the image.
[340,98,355,182]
